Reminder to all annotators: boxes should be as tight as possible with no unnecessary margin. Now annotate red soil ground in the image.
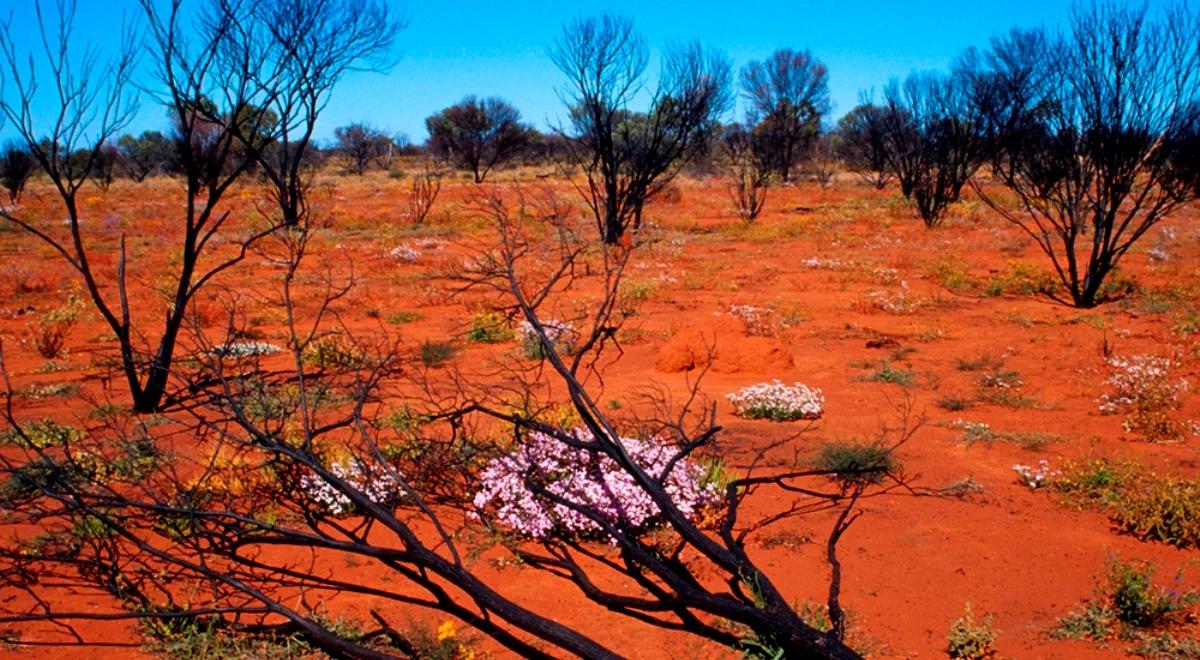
[1,169,1198,658]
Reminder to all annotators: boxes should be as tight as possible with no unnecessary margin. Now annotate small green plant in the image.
[981,260,1054,297]
[302,333,364,369]
[466,311,515,344]
[1129,631,1200,658]
[387,310,423,324]
[1053,458,1138,509]
[926,255,974,292]
[419,340,457,367]
[1052,601,1114,641]
[30,293,85,359]
[1056,556,1198,642]
[0,418,85,449]
[858,360,916,387]
[955,354,1003,372]
[814,441,897,487]
[945,604,998,659]
[1104,556,1196,628]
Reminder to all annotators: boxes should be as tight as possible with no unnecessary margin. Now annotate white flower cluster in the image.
[727,380,824,421]
[388,243,421,262]
[872,267,901,285]
[299,457,403,516]
[210,341,283,358]
[726,304,775,336]
[952,419,993,443]
[1097,354,1188,415]
[1013,460,1057,489]
[518,318,574,357]
[800,257,846,270]
[867,285,921,314]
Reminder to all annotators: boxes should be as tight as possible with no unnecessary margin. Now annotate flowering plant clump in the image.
[952,419,995,444]
[299,456,404,516]
[388,243,421,262]
[1013,460,1057,489]
[209,341,283,358]
[1098,355,1191,442]
[726,380,824,421]
[517,318,575,359]
[726,304,777,336]
[472,430,717,540]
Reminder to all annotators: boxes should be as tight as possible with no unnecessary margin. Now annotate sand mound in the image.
[655,316,794,373]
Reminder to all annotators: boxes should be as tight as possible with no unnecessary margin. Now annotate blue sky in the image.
[0,1,1104,144]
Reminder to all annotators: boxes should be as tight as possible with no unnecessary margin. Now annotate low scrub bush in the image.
[945,604,998,659]
[1109,478,1200,549]
[726,380,824,421]
[419,340,457,367]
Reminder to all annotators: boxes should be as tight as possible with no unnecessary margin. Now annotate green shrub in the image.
[1052,601,1114,641]
[814,441,897,487]
[466,311,514,344]
[946,604,998,659]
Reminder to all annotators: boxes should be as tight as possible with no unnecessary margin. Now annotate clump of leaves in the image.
[0,456,91,505]
[946,604,998,659]
[0,418,85,449]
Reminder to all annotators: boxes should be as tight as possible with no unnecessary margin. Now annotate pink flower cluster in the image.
[1013,460,1057,489]
[300,457,403,516]
[1097,354,1188,415]
[472,430,716,540]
